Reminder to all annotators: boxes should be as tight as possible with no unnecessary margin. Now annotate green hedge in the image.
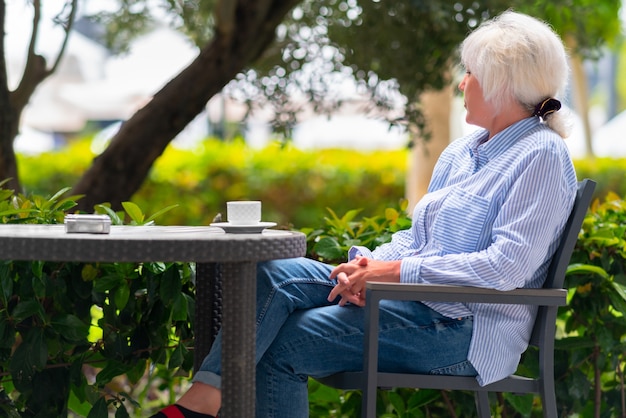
[18,138,407,228]
[572,157,626,198]
[18,137,621,229]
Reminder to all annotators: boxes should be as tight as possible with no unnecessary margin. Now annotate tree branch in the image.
[215,0,237,41]
[11,1,78,112]
[28,0,41,59]
[0,1,8,94]
[47,0,79,75]
[440,390,458,418]
[12,0,47,110]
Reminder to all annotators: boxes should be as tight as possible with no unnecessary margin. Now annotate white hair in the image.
[460,11,572,137]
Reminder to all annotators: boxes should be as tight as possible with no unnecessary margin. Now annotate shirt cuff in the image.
[400,256,423,284]
[348,245,374,261]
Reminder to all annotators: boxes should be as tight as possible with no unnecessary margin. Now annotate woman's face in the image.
[458,70,494,129]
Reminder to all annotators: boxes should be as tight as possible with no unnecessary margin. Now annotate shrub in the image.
[17,137,624,230]
[552,192,626,416]
[18,138,407,228]
[0,186,193,417]
[307,191,626,417]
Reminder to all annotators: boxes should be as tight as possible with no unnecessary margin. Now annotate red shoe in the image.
[150,404,216,418]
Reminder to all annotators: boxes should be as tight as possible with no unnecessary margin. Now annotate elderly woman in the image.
[152,10,576,418]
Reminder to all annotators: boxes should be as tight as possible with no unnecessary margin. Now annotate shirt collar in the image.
[470,117,541,161]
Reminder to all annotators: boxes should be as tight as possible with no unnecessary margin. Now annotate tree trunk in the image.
[0,1,19,191]
[405,86,453,212]
[0,108,20,192]
[570,53,594,157]
[72,0,299,212]
[0,0,74,192]
[564,35,593,158]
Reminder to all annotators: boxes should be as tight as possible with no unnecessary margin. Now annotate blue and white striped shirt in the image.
[351,117,577,385]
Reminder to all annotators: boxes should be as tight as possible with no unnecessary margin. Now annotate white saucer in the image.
[210,221,277,234]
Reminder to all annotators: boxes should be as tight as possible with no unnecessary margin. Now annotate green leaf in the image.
[0,188,14,201]
[51,314,89,343]
[81,264,99,281]
[121,201,144,224]
[31,273,47,298]
[407,389,440,408]
[313,236,345,261]
[10,328,48,388]
[555,335,597,350]
[70,355,88,388]
[145,204,179,224]
[387,390,406,414]
[114,282,130,310]
[567,368,592,400]
[160,268,182,305]
[171,292,188,321]
[86,397,109,418]
[503,392,533,415]
[566,263,610,279]
[30,260,44,279]
[168,343,185,369]
[53,198,79,212]
[93,274,123,292]
[0,316,15,348]
[82,383,102,405]
[0,264,14,304]
[95,361,132,386]
[51,193,83,211]
[125,361,147,385]
[115,404,130,418]
[608,281,626,316]
[145,261,167,274]
[0,208,36,219]
[68,388,93,417]
[95,204,124,225]
[46,187,72,207]
[11,300,45,323]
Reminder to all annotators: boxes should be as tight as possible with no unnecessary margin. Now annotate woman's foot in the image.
[150,404,216,418]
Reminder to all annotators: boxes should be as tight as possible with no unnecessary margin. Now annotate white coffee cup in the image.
[226,201,262,225]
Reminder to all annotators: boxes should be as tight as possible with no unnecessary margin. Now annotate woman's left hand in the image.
[327,257,401,307]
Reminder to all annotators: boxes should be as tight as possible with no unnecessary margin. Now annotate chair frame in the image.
[318,179,596,418]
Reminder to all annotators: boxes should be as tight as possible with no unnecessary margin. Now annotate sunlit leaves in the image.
[305,201,411,264]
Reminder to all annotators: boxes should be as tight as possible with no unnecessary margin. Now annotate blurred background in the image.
[2,0,624,221]
[8,1,625,158]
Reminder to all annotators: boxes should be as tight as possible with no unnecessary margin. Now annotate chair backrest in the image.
[543,179,596,290]
[528,179,595,347]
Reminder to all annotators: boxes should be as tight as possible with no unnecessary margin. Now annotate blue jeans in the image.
[193,257,476,417]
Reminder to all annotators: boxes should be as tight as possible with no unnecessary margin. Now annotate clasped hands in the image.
[327,256,401,307]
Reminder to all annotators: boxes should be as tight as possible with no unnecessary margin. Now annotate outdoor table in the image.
[0,224,306,418]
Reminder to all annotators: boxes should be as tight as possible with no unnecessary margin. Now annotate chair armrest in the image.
[365,282,567,306]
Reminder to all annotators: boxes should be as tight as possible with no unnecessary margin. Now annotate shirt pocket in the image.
[432,189,491,254]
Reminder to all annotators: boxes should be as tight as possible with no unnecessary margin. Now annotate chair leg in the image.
[541,385,558,418]
[361,385,377,418]
[474,391,490,418]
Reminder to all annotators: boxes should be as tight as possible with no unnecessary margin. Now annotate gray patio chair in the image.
[317,178,596,418]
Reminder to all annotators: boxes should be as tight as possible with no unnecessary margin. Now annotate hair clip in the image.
[533,98,561,119]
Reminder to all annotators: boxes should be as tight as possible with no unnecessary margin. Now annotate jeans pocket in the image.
[430,360,477,377]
